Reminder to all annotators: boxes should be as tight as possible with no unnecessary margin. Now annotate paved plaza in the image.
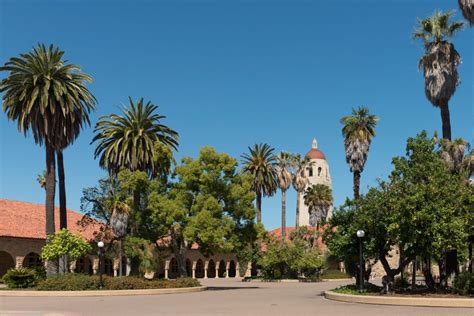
[0,278,472,316]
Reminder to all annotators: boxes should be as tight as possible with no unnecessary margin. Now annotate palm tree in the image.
[109,198,130,277]
[1,44,96,238]
[340,106,379,200]
[291,154,312,228]
[275,152,293,240]
[413,10,465,141]
[241,143,278,224]
[458,0,474,25]
[303,184,333,229]
[92,97,179,215]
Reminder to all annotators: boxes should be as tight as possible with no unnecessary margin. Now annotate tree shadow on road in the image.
[205,286,260,291]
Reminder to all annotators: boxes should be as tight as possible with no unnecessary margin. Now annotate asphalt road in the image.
[0,278,472,316]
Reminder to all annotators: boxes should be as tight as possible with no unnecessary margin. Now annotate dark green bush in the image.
[2,268,37,288]
[453,272,473,296]
[36,274,200,291]
[36,273,100,291]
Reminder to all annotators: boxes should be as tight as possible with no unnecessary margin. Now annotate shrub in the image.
[453,272,473,296]
[2,268,37,288]
[36,273,100,291]
[36,274,200,291]
[333,283,382,295]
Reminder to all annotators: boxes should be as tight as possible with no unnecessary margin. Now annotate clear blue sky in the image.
[0,0,472,230]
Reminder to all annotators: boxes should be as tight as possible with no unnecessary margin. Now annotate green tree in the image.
[41,229,91,273]
[148,147,256,276]
[291,154,312,228]
[275,152,293,240]
[241,143,277,224]
[1,44,96,237]
[303,184,333,229]
[413,10,464,141]
[92,97,178,230]
[340,106,378,200]
[324,132,473,289]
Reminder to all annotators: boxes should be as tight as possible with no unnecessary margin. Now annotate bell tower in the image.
[298,138,333,226]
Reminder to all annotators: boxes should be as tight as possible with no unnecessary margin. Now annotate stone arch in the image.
[104,258,114,276]
[186,259,192,277]
[318,166,322,177]
[218,260,226,278]
[169,257,179,279]
[228,260,236,277]
[207,259,216,278]
[22,252,42,268]
[195,259,205,278]
[251,262,258,277]
[0,251,14,277]
[76,256,93,275]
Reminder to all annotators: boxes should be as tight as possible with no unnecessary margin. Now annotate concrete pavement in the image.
[0,278,472,315]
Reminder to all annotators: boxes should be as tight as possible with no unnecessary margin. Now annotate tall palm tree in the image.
[413,10,464,141]
[275,152,293,240]
[1,44,96,238]
[303,184,333,229]
[109,197,130,277]
[291,154,312,228]
[458,0,474,25]
[341,106,379,200]
[92,97,179,215]
[241,143,277,224]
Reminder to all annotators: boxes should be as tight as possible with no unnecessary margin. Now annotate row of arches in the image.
[0,251,43,276]
[168,258,237,279]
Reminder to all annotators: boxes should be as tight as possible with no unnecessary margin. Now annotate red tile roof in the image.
[0,199,104,240]
[306,148,326,160]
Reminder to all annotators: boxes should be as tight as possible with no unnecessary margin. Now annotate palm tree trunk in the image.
[353,171,361,200]
[295,191,300,228]
[440,103,452,141]
[281,190,286,241]
[256,192,262,224]
[45,143,57,275]
[119,239,123,277]
[57,150,69,273]
[57,150,67,229]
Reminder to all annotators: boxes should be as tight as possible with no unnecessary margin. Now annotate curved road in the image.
[0,278,472,315]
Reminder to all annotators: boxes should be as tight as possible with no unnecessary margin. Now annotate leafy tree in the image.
[148,147,257,276]
[241,143,278,224]
[275,152,293,240]
[340,106,378,200]
[458,0,474,25]
[324,132,473,289]
[413,10,464,141]
[291,154,312,228]
[259,228,323,279]
[303,184,333,229]
[1,44,96,238]
[41,229,91,273]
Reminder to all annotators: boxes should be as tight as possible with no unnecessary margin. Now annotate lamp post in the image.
[97,241,105,289]
[356,230,365,293]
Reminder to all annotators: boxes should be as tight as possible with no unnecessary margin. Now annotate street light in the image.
[97,241,105,289]
[356,230,365,293]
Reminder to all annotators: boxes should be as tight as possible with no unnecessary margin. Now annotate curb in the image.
[0,286,207,297]
[324,290,474,308]
[321,278,353,282]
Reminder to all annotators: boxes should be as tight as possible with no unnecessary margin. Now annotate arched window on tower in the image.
[307,167,313,177]
[318,167,322,177]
